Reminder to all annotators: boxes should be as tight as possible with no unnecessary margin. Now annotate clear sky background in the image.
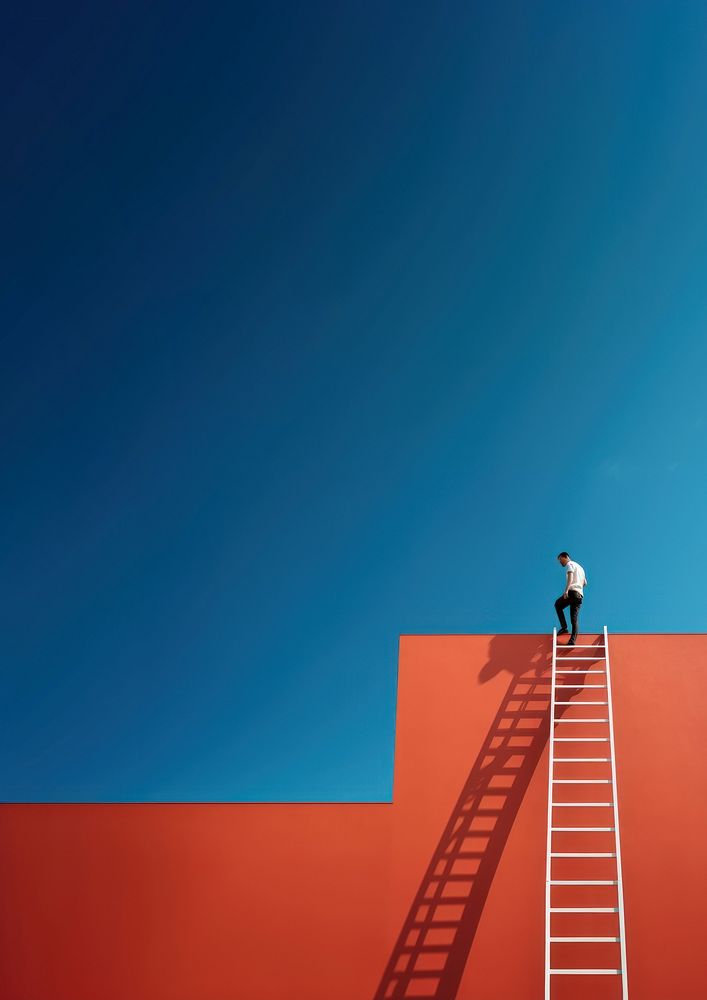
[2,2,706,801]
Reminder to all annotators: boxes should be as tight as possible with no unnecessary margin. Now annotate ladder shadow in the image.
[373,636,593,1000]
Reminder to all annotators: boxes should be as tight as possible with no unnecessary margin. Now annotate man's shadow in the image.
[373,635,584,1000]
[478,633,549,684]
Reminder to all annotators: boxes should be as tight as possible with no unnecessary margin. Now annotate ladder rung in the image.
[551,907,619,913]
[550,969,622,975]
[555,670,605,674]
[552,779,612,784]
[555,701,607,705]
[555,684,607,688]
[553,736,609,742]
[552,802,613,807]
[552,827,615,831]
[550,937,620,943]
[555,718,608,723]
[551,852,616,858]
[556,656,605,660]
[550,880,618,885]
[554,758,611,762]
[558,644,605,648]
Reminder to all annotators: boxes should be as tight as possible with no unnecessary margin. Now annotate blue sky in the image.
[2,2,706,801]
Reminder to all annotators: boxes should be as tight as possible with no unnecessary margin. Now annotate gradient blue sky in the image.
[2,3,706,801]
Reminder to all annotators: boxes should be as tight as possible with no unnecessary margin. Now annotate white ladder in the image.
[544,625,628,996]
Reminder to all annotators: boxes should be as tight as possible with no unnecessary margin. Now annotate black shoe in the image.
[557,628,569,636]
[568,637,576,646]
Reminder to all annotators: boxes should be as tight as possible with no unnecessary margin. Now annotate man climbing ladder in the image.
[555,552,587,646]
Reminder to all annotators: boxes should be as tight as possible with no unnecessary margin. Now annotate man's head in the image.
[557,551,570,566]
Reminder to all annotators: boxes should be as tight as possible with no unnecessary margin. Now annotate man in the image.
[554,552,587,645]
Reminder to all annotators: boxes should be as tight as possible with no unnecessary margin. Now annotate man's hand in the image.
[563,591,569,599]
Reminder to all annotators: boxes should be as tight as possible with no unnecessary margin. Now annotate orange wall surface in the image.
[0,634,705,1000]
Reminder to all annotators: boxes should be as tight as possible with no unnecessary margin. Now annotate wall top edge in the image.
[398,632,707,637]
[0,800,395,807]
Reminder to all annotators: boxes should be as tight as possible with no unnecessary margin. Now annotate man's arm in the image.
[564,569,571,598]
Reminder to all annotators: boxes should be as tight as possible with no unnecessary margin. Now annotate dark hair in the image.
[557,551,570,559]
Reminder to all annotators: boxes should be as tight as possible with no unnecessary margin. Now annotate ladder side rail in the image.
[544,627,558,1000]
[604,625,629,998]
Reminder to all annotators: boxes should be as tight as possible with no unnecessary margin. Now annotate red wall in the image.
[0,634,705,999]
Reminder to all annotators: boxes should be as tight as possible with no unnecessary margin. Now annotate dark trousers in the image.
[555,590,583,637]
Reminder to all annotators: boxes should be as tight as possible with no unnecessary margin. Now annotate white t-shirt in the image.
[565,560,587,595]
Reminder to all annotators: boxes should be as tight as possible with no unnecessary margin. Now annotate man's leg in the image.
[555,595,570,632]
[569,592,582,641]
